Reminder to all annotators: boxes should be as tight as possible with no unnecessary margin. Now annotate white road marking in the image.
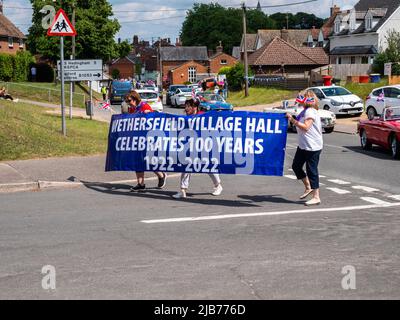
[284,175,297,180]
[319,175,326,178]
[141,202,400,224]
[328,179,351,185]
[326,187,351,194]
[360,197,391,205]
[352,186,380,193]
[320,183,326,186]
[388,195,400,201]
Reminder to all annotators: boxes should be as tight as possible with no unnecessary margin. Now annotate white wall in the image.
[377,7,400,51]
[330,33,379,51]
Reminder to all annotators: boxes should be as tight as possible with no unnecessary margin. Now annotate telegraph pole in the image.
[242,2,249,97]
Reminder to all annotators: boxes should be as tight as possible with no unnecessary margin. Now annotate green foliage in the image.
[115,40,132,59]
[373,30,400,76]
[269,12,324,29]
[0,52,35,82]
[111,68,120,79]
[219,63,253,91]
[33,63,55,82]
[27,0,121,62]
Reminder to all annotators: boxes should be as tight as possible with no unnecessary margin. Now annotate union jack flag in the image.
[295,95,306,104]
[377,92,385,102]
[98,101,111,110]
[305,97,315,104]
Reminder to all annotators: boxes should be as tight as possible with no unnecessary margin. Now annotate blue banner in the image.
[105,111,288,176]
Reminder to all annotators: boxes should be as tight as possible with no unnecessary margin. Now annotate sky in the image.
[3,0,359,44]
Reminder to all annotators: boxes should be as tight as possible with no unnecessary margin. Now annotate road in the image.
[1,123,400,299]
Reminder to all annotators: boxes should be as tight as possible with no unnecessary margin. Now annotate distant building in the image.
[0,1,26,54]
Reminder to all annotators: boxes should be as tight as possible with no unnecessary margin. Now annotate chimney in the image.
[281,29,289,42]
[208,49,214,57]
[175,37,181,46]
[168,38,171,44]
[331,5,340,17]
[216,41,223,54]
[133,35,139,45]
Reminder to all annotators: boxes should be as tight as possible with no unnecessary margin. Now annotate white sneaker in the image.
[212,184,223,196]
[305,198,321,206]
[172,190,187,199]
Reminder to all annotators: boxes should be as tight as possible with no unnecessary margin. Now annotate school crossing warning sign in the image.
[47,9,77,36]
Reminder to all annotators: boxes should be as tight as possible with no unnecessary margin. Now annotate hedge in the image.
[0,51,35,82]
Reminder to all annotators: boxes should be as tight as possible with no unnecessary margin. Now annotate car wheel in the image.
[390,134,400,160]
[323,105,330,111]
[324,127,334,134]
[360,130,372,150]
[367,106,377,120]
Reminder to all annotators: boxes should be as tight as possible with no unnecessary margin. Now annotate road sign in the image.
[384,63,392,76]
[57,59,103,81]
[47,9,77,36]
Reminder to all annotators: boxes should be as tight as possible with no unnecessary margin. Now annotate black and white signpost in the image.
[48,9,77,136]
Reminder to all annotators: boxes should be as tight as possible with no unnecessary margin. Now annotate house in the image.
[209,42,238,74]
[248,37,329,75]
[0,1,26,54]
[329,0,400,78]
[161,46,209,86]
[108,53,138,79]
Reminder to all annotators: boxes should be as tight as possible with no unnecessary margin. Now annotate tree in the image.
[180,3,275,55]
[116,40,132,59]
[373,30,400,76]
[269,12,324,29]
[218,63,253,91]
[27,0,121,62]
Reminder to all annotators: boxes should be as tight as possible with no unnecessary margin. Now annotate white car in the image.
[307,86,364,116]
[170,87,193,107]
[266,104,336,133]
[365,85,400,120]
[135,89,163,112]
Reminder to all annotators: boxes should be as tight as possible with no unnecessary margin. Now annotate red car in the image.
[358,107,400,159]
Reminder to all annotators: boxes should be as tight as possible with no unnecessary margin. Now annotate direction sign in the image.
[47,9,77,36]
[384,63,392,76]
[57,59,103,81]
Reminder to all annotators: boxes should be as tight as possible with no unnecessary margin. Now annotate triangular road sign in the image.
[47,9,77,36]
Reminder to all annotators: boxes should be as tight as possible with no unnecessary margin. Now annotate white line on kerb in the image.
[352,186,380,193]
[141,202,400,224]
[326,187,351,195]
[284,175,297,180]
[328,179,351,185]
[360,197,392,205]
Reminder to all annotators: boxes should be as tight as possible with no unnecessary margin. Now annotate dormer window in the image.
[349,11,356,31]
[365,12,373,31]
[334,16,341,34]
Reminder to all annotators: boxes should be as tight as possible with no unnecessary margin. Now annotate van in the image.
[110,80,133,105]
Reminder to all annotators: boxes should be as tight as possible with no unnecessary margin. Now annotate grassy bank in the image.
[0,100,109,161]
[343,80,389,100]
[0,81,101,108]
[227,87,296,107]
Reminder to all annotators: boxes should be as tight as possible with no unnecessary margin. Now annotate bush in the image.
[0,52,35,82]
[373,30,400,76]
[219,63,253,91]
[34,63,55,82]
[112,68,120,79]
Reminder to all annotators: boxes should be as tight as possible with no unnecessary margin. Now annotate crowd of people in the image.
[120,88,323,206]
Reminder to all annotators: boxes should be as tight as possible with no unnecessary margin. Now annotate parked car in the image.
[143,84,159,93]
[187,84,201,92]
[266,103,336,133]
[365,85,400,120]
[110,80,133,105]
[307,86,364,116]
[358,106,400,159]
[135,89,163,112]
[166,85,187,105]
[170,87,193,107]
[195,92,233,111]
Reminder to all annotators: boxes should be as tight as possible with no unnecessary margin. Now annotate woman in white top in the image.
[286,90,323,206]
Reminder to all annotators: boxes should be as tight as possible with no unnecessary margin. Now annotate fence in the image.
[253,75,310,90]
[331,64,372,80]
[0,81,86,108]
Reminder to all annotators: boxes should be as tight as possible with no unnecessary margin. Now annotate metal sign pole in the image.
[69,55,73,120]
[89,81,93,120]
[60,36,66,136]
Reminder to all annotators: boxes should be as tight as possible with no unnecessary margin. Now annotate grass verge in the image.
[0,100,109,161]
[343,80,389,101]
[227,87,296,107]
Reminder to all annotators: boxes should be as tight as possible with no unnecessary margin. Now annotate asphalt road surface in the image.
[1,128,400,300]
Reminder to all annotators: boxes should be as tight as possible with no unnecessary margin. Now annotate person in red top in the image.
[124,91,167,191]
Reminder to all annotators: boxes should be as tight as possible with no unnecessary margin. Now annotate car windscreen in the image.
[139,92,158,100]
[170,85,186,91]
[322,87,351,97]
[200,94,223,101]
[112,81,131,89]
[178,88,192,93]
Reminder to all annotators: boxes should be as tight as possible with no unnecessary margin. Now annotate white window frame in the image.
[19,38,24,48]
[188,66,197,83]
[8,37,13,48]
[220,59,227,65]
[365,13,373,31]
[334,21,341,34]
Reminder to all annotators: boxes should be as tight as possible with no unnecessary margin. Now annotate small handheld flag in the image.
[377,92,385,102]
[295,95,306,104]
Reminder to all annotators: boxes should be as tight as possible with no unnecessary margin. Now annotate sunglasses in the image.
[125,99,133,103]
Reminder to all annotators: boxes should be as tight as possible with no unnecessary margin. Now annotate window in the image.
[19,39,24,48]
[361,56,369,64]
[351,56,356,64]
[386,87,400,98]
[337,57,342,65]
[312,89,324,100]
[220,59,227,65]
[334,21,341,34]
[188,67,197,83]
[365,13,373,31]
[8,37,13,48]
[372,89,383,97]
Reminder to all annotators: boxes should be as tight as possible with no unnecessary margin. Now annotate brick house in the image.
[169,60,208,85]
[109,54,137,79]
[209,42,238,74]
[0,2,26,54]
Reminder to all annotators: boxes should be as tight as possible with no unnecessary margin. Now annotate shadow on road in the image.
[81,181,263,208]
[238,195,302,204]
[343,145,395,161]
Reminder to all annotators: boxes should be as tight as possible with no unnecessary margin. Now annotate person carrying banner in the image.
[172,98,223,199]
[124,91,167,191]
[286,90,323,206]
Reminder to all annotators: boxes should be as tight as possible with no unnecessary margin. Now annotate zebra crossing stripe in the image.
[284,175,297,180]
[360,197,391,205]
[328,179,351,185]
[326,187,351,195]
[388,195,400,201]
[352,186,380,193]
